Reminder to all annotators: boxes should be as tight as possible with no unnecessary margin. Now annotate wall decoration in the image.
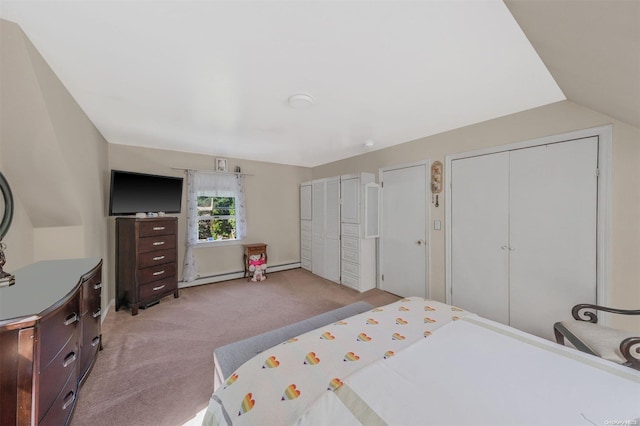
[431,161,443,208]
[0,171,15,287]
[431,161,443,193]
[216,158,228,173]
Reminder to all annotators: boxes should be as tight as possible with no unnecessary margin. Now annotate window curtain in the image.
[183,170,198,282]
[183,170,247,282]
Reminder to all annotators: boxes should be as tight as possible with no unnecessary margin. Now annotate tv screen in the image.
[109,170,183,216]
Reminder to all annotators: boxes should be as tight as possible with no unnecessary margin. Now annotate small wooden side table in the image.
[243,243,268,278]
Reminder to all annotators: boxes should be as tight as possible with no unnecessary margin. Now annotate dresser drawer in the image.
[138,249,176,269]
[80,314,101,380]
[39,291,81,366]
[342,236,359,251]
[301,258,312,271]
[342,247,359,264]
[301,220,312,231]
[138,235,176,253]
[301,249,311,261]
[341,223,360,238]
[139,220,176,237]
[39,367,78,426]
[39,335,78,418]
[139,277,177,301]
[137,263,177,285]
[341,273,360,291]
[301,233,312,251]
[82,273,102,315]
[341,260,360,278]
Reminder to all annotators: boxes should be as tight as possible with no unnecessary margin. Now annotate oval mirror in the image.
[0,172,14,239]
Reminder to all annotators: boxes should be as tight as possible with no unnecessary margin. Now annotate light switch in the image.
[434,220,441,230]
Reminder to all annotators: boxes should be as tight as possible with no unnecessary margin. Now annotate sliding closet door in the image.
[450,152,510,324]
[509,138,598,340]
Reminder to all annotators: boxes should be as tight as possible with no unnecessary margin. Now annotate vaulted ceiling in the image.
[1,1,637,167]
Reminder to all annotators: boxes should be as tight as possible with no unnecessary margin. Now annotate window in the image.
[184,170,247,282]
[197,195,237,242]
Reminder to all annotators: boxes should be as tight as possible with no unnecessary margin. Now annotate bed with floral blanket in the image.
[202,297,640,426]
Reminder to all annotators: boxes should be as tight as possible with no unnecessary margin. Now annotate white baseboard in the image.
[103,263,302,315]
[179,262,302,289]
[102,298,115,323]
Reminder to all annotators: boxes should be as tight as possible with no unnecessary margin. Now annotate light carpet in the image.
[71,268,399,426]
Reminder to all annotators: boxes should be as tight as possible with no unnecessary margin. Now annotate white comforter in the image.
[203,298,640,426]
[299,316,640,425]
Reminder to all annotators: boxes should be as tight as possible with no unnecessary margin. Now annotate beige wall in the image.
[2,18,637,333]
[0,19,110,307]
[108,144,311,285]
[312,100,640,331]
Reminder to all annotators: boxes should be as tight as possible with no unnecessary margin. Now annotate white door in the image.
[300,183,312,221]
[450,152,510,324]
[311,180,325,276]
[340,177,359,224]
[324,177,341,283]
[380,163,428,298]
[509,138,598,339]
[449,137,598,340]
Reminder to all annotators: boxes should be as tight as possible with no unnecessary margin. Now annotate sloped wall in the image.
[0,19,109,302]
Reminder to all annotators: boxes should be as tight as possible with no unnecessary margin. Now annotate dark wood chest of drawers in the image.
[0,258,102,426]
[116,217,179,315]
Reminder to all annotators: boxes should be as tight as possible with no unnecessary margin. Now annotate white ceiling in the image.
[0,1,567,167]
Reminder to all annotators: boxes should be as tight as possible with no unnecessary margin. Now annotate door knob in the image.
[501,245,508,250]
[417,240,425,246]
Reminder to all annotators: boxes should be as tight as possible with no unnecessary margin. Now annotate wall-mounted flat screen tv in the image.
[109,170,183,216]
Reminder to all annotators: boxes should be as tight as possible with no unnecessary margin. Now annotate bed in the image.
[202,297,640,425]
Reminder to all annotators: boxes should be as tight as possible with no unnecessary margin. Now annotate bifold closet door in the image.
[311,181,325,277]
[311,177,341,283]
[451,137,598,340]
[324,177,341,283]
[451,152,510,324]
[509,138,598,340]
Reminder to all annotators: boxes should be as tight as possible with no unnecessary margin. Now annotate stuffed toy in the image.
[248,253,267,282]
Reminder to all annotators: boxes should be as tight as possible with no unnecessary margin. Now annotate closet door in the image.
[300,183,312,221]
[341,177,359,224]
[300,183,313,271]
[324,177,341,283]
[311,180,325,276]
[509,138,598,339]
[450,153,510,324]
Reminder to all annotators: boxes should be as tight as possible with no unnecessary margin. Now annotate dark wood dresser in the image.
[116,217,179,315]
[0,258,102,426]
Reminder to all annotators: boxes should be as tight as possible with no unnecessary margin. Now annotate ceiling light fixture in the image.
[288,94,314,109]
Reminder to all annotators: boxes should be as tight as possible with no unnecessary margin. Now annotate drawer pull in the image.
[92,336,101,347]
[153,255,166,261]
[152,241,166,246]
[93,282,102,290]
[153,226,166,231]
[152,270,165,276]
[92,309,102,318]
[64,313,79,326]
[63,352,77,368]
[62,391,75,411]
[153,284,166,291]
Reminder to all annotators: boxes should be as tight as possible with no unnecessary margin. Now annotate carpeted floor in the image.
[71,268,399,426]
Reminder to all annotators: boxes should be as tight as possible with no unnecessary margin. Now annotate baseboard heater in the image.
[178,262,302,289]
